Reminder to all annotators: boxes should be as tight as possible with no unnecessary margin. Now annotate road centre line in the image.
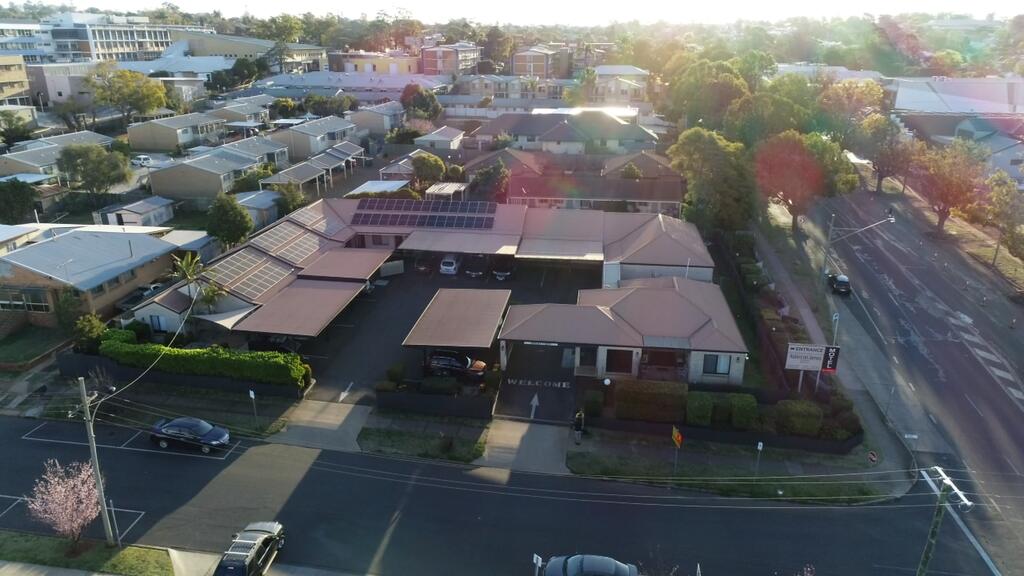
[920,470,1002,576]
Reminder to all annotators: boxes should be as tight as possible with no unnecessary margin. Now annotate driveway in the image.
[300,261,601,404]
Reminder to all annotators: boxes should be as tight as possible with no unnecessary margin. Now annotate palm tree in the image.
[199,283,226,314]
[172,252,203,300]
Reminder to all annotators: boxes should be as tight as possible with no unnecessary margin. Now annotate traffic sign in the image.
[867,450,878,464]
[672,425,683,448]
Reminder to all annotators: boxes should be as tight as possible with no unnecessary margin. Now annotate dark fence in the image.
[376,389,496,419]
[57,352,307,399]
[589,416,863,455]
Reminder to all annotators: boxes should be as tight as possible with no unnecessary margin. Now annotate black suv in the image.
[828,273,852,296]
[213,521,285,576]
[464,254,490,278]
[425,350,487,380]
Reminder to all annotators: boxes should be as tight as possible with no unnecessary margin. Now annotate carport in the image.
[398,230,520,255]
[403,288,511,352]
[233,279,365,338]
[259,162,329,195]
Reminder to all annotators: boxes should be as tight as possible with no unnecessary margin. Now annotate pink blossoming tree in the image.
[25,459,99,548]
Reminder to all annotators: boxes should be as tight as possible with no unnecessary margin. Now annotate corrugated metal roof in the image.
[1,230,175,290]
[119,196,174,214]
[288,115,356,137]
[235,190,281,210]
[150,112,224,129]
[232,279,363,337]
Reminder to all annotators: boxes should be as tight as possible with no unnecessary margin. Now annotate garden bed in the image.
[0,327,69,371]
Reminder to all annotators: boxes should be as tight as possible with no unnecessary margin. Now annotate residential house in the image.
[414,126,464,150]
[499,276,746,384]
[593,76,647,107]
[0,224,33,256]
[378,149,463,181]
[898,113,1024,190]
[464,148,683,214]
[0,130,113,177]
[148,149,259,206]
[473,111,657,154]
[269,115,358,161]
[0,230,175,329]
[890,77,1024,114]
[160,229,220,263]
[328,50,420,74]
[0,54,31,106]
[348,101,405,137]
[0,173,66,215]
[94,196,175,226]
[218,136,289,169]
[168,31,325,73]
[594,65,650,83]
[127,112,226,152]
[207,102,270,126]
[455,74,575,101]
[235,190,282,230]
[421,42,481,76]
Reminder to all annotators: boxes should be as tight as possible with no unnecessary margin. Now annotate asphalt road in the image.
[0,417,994,576]
[816,190,1024,574]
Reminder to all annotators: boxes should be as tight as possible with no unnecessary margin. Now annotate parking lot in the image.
[20,421,245,462]
[300,256,601,402]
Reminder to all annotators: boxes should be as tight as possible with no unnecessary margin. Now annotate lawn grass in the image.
[565,451,878,503]
[0,326,68,365]
[358,427,486,463]
[0,530,172,576]
[165,210,208,230]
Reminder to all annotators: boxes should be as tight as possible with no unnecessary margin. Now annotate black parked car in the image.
[491,255,515,281]
[425,350,487,380]
[150,417,230,454]
[544,555,638,576]
[413,252,439,274]
[213,521,285,576]
[828,273,852,296]
[464,254,490,278]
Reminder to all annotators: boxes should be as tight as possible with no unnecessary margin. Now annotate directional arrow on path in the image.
[529,393,540,420]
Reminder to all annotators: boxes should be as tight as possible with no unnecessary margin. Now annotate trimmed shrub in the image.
[776,399,824,437]
[740,262,762,278]
[419,377,459,395]
[615,380,687,422]
[686,391,713,427]
[819,418,852,441]
[99,340,305,387]
[836,410,863,435]
[124,320,151,342]
[730,233,756,258]
[74,313,107,354]
[584,389,604,418]
[758,405,777,434]
[386,362,405,384]
[374,380,397,392]
[101,328,137,344]
[730,393,758,430]
[829,391,854,416]
[743,274,767,293]
[711,394,732,427]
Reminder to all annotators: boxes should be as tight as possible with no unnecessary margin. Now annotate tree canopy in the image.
[412,152,446,186]
[918,138,988,233]
[668,128,755,232]
[56,144,130,197]
[206,193,254,248]
[986,170,1024,266]
[87,62,166,127]
[0,179,37,224]
[400,84,442,120]
[755,130,827,234]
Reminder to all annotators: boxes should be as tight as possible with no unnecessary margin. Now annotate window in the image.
[702,354,731,375]
[0,288,51,313]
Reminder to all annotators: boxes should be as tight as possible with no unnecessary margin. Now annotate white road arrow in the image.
[529,393,540,420]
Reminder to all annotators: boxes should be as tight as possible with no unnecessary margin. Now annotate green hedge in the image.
[98,340,305,387]
[730,393,758,430]
[386,362,405,384]
[711,394,732,427]
[374,380,397,392]
[686,391,713,426]
[419,377,459,395]
[615,380,687,422]
[776,399,824,437]
[101,329,137,344]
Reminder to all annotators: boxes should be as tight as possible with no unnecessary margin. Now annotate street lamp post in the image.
[819,210,896,288]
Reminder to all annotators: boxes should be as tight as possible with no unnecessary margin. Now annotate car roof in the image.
[168,416,206,428]
[836,274,849,282]
[243,521,283,534]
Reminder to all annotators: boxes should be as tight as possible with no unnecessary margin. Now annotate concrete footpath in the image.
[754,230,920,498]
[473,419,570,474]
[269,400,371,453]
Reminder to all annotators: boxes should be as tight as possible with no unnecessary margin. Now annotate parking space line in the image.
[114,509,145,540]
[120,431,141,447]
[0,497,23,519]
[21,422,47,439]
[221,441,240,459]
[21,433,235,461]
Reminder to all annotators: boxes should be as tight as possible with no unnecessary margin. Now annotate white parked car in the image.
[439,254,461,275]
[131,155,152,167]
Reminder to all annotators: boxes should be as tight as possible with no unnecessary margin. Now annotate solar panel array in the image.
[277,231,329,265]
[290,204,326,226]
[355,199,497,214]
[350,212,494,229]
[251,221,304,253]
[232,259,292,300]
[205,248,266,286]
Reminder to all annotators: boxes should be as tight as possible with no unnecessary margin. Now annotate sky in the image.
[71,0,1020,25]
